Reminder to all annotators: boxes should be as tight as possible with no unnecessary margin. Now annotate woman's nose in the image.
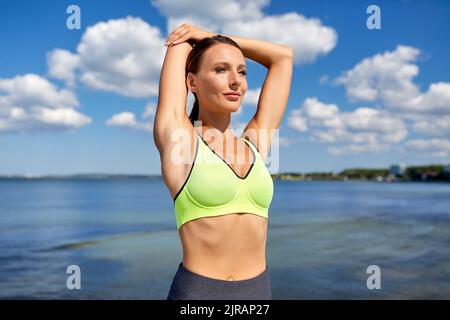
[230,72,241,87]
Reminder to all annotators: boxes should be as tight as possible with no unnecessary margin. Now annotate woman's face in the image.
[188,43,247,114]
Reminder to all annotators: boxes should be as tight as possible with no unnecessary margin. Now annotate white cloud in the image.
[335,45,421,105]
[0,74,91,133]
[48,17,166,98]
[242,87,261,106]
[33,107,91,128]
[405,138,450,158]
[341,108,406,138]
[287,109,308,132]
[41,3,337,125]
[334,45,450,115]
[409,82,450,114]
[223,12,337,64]
[412,115,450,137]
[315,45,450,156]
[152,0,337,64]
[303,97,339,120]
[106,109,153,133]
[272,135,296,147]
[152,0,267,31]
[77,16,166,98]
[47,49,80,87]
[328,143,388,155]
[142,102,156,119]
[106,112,137,127]
[0,73,78,109]
[288,97,408,154]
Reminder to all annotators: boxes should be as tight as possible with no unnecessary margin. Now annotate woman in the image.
[153,23,293,300]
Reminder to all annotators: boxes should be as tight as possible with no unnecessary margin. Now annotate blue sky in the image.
[0,0,449,175]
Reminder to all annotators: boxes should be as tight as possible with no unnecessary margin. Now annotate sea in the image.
[1,178,449,299]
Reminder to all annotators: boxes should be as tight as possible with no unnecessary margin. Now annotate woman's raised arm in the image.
[226,35,293,69]
[226,35,294,160]
[153,42,192,151]
[153,24,214,152]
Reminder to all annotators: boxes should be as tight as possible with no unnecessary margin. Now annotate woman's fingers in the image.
[164,23,211,46]
[171,28,191,44]
[165,29,183,44]
[165,24,190,45]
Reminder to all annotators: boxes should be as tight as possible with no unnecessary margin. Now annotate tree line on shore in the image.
[271,164,450,182]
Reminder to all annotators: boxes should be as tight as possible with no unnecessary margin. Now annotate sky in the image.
[0,0,449,175]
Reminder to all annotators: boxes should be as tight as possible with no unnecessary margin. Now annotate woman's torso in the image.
[161,125,269,280]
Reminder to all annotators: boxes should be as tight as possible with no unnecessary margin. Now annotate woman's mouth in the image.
[223,93,240,101]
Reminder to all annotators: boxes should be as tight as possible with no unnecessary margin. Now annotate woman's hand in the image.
[164,23,215,46]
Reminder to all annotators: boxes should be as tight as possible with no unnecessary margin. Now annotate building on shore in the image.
[444,164,450,174]
[389,164,406,178]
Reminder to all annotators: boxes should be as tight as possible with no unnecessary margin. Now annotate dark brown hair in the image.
[185,35,243,125]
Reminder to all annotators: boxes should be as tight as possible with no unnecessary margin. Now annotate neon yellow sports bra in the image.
[173,132,274,230]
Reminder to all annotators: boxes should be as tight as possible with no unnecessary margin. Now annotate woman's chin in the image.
[227,105,241,113]
[217,102,241,112]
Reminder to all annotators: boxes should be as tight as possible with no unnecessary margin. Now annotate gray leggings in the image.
[167,262,272,300]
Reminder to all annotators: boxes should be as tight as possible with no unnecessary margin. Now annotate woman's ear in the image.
[187,73,197,93]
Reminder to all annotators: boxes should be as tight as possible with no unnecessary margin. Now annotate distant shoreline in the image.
[1,165,449,183]
[0,174,161,181]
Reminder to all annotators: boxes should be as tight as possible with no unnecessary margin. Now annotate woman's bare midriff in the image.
[178,213,268,281]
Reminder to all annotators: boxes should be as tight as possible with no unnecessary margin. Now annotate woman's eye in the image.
[215,68,246,76]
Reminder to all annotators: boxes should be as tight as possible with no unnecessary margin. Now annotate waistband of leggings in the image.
[177,262,269,284]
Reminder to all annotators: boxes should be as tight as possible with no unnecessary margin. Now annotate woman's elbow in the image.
[282,46,294,60]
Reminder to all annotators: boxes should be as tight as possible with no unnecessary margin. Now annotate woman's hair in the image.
[185,35,243,125]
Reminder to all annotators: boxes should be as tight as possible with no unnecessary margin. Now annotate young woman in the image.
[153,23,293,300]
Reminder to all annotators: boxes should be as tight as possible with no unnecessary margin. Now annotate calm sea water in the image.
[0,179,449,299]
